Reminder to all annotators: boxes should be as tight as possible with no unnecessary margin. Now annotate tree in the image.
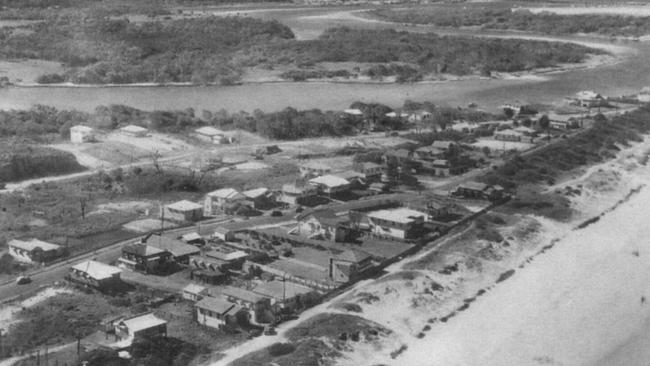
[538,114,550,140]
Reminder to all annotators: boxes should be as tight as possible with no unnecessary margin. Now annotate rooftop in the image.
[166,200,203,212]
[120,124,147,133]
[242,187,269,199]
[344,108,363,116]
[252,280,315,301]
[147,236,200,258]
[367,208,425,224]
[309,175,350,188]
[182,283,206,295]
[8,238,60,252]
[70,125,93,132]
[458,181,489,191]
[71,260,121,280]
[122,243,167,257]
[282,183,316,195]
[300,161,332,171]
[120,313,166,333]
[431,140,457,149]
[195,126,224,136]
[205,248,248,262]
[222,286,268,304]
[195,296,236,314]
[207,188,243,200]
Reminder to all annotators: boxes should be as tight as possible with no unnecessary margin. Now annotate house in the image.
[332,171,366,188]
[212,227,235,242]
[279,182,318,205]
[407,111,432,123]
[309,175,350,195]
[118,243,172,274]
[204,188,246,216]
[513,126,535,135]
[329,250,374,283]
[8,239,61,263]
[68,260,122,291]
[242,188,275,210]
[368,182,390,193]
[70,125,95,143]
[299,162,332,178]
[195,296,243,329]
[431,159,450,177]
[414,146,445,161]
[182,283,207,301]
[221,286,272,323]
[431,140,457,151]
[163,200,203,222]
[501,103,523,116]
[119,124,148,137]
[146,235,200,264]
[194,126,224,143]
[451,122,479,133]
[294,209,351,242]
[574,90,604,107]
[383,149,412,164]
[180,232,204,245]
[453,182,504,201]
[190,247,248,273]
[550,118,580,130]
[494,129,524,142]
[367,208,425,240]
[252,280,319,311]
[353,162,383,181]
[406,198,453,221]
[115,313,167,341]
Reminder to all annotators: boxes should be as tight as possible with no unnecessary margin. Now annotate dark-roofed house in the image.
[222,286,272,323]
[453,181,489,199]
[68,260,122,291]
[195,296,244,329]
[147,235,200,264]
[8,239,62,264]
[242,188,275,210]
[294,209,351,242]
[329,249,374,283]
[118,243,172,274]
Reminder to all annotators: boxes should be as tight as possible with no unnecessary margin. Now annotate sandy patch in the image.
[234,161,269,171]
[0,287,74,330]
[0,59,63,84]
[521,5,650,17]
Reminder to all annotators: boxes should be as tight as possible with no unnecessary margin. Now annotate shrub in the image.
[268,342,296,357]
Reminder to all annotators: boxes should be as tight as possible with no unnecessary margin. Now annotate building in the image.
[163,200,203,222]
[343,108,364,116]
[453,182,504,201]
[279,182,318,205]
[68,260,122,291]
[414,146,445,161]
[431,140,457,151]
[182,283,207,301]
[574,90,604,107]
[190,247,248,273]
[242,188,275,210]
[494,129,526,142]
[407,111,432,123]
[119,124,148,137]
[383,149,412,164]
[194,126,224,143]
[195,296,243,329]
[146,235,200,264]
[294,209,351,242]
[309,175,350,195]
[70,125,95,143]
[329,249,374,283]
[115,313,167,341]
[221,286,272,323]
[180,232,204,245]
[431,159,450,177]
[406,198,452,222]
[353,162,383,181]
[299,162,332,178]
[8,239,61,263]
[118,243,172,274]
[333,171,366,188]
[212,227,235,242]
[367,208,425,240]
[204,188,246,216]
[550,118,580,130]
[252,280,319,311]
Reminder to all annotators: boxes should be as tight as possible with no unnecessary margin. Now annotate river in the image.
[0,7,647,113]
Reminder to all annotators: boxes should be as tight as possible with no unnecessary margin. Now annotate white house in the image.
[204,188,246,216]
[195,126,225,143]
[120,124,148,137]
[69,260,122,290]
[195,296,242,330]
[367,208,425,240]
[182,283,207,301]
[70,125,95,143]
[309,175,350,195]
[279,182,318,205]
[163,200,204,222]
[115,313,167,341]
[343,108,364,116]
[299,162,332,178]
[574,90,604,107]
[8,239,61,263]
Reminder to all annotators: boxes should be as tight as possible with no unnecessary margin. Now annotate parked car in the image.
[16,276,31,285]
[270,210,283,217]
[247,328,263,339]
[264,326,277,336]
